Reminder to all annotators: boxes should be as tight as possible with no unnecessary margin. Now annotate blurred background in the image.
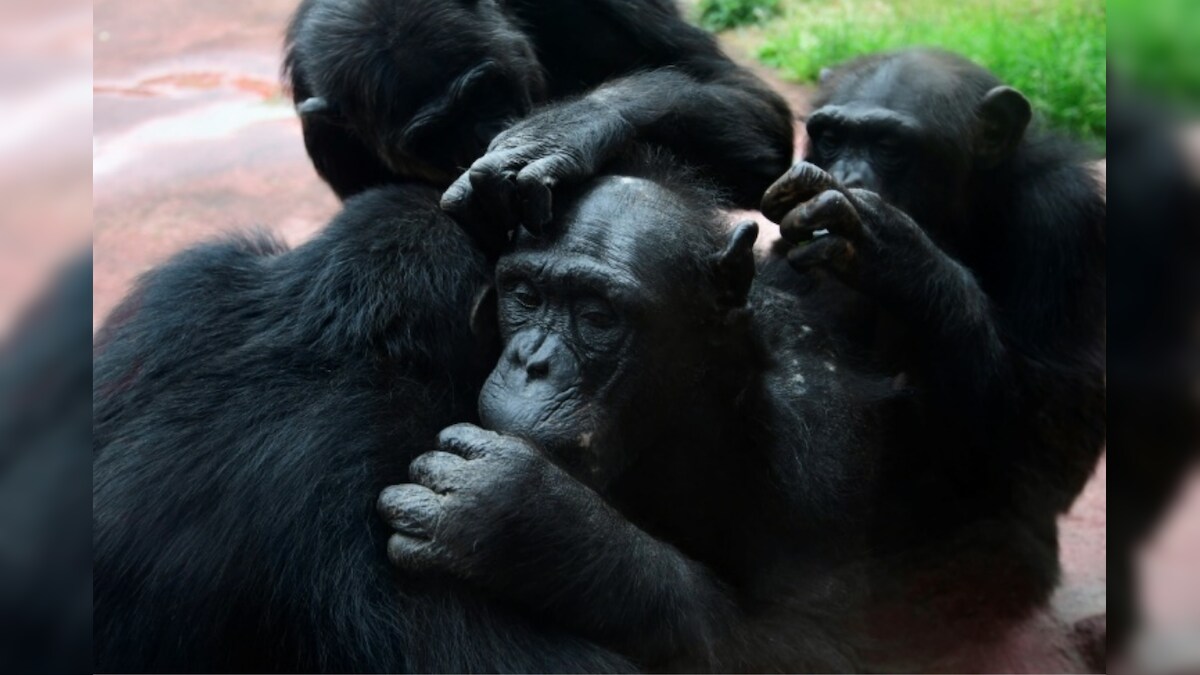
[1,0,1197,672]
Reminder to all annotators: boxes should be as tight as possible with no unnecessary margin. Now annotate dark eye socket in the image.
[509,281,542,309]
[815,128,841,156]
[581,309,616,329]
[576,298,618,330]
[874,136,907,167]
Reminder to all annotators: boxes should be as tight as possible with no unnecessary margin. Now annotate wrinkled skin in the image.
[92,185,636,673]
[380,162,889,671]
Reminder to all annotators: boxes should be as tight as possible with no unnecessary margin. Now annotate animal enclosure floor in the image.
[91,0,1136,671]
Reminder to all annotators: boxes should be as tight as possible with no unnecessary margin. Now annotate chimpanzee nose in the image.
[508,331,578,386]
[839,172,865,188]
[526,355,550,379]
[524,336,560,381]
[831,165,865,188]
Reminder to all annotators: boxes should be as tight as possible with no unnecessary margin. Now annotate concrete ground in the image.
[90,1,1185,672]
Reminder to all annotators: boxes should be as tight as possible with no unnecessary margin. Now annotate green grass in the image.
[697,0,781,31]
[1109,0,1200,106]
[749,0,1106,145]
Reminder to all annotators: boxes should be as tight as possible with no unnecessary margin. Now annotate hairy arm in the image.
[761,162,1016,423]
[379,424,739,667]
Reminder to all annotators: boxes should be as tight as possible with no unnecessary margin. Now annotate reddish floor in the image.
[91,1,1141,672]
[93,0,339,330]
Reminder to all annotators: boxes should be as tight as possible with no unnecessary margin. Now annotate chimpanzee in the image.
[92,150,884,672]
[283,0,793,210]
[759,48,1106,644]
[92,186,633,673]
[378,150,895,671]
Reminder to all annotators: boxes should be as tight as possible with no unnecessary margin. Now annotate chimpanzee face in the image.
[300,0,546,184]
[804,50,1032,240]
[477,176,750,490]
[804,102,963,229]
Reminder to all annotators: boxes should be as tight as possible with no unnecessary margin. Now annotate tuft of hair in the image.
[597,143,731,250]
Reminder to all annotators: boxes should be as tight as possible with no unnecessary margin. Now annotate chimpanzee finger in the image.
[778,189,864,244]
[439,173,508,256]
[515,155,577,234]
[441,147,523,218]
[408,451,467,494]
[467,164,518,221]
[377,484,442,539]
[440,170,475,215]
[761,162,840,223]
[786,235,859,283]
[436,423,499,460]
[386,532,441,571]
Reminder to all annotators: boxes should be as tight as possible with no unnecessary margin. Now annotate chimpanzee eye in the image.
[576,298,618,331]
[510,281,541,309]
[581,309,616,329]
[816,129,841,157]
[874,136,907,168]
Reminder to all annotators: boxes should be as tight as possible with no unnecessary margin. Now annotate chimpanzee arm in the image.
[592,67,796,206]
[761,163,1017,423]
[507,0,795,207]
[441,67,793,238]
[378,424,739,667]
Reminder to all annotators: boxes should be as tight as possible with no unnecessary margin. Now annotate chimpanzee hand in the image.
[760,161,930,296]
[377,423,608,583]
[440,98,636,252]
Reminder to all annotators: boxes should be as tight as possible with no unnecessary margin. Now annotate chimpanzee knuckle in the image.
[386,533,439,570]
[778,206,813,243]
[548,146,586,175]
[762,163,835,222]
[823,192,867,238]
[409,451,467,491]
[436,423,498,459]
[377,483,420,519]
[793,161,837,192]
[845,186,878,202]
[437,422,480,445]
[378,482,441,520]
[499,437,542,467]
[466,164,501,193]
[440,172,474,210]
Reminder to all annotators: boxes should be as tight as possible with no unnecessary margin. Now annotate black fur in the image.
[761,48,1106,660]
[283,0,793,206]
[92,186,634,673]
[92,149,899,671]
[378,149,894,671]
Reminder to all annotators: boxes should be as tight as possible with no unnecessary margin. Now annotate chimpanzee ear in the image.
[975,86,1031,168]
[711,221,758,308]
[297,96,337,119]
[469,284,499,347]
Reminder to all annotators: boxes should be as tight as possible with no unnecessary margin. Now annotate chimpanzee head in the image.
[475,153,758,489]
[804,49,1032,238]
[287,0,546,184]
